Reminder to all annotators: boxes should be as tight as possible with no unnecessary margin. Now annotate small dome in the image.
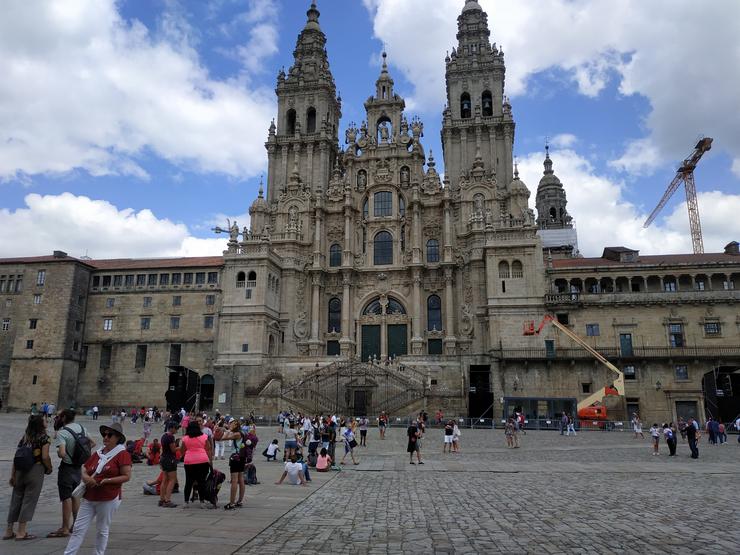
[463,0,482,12]
[250,180,269,212]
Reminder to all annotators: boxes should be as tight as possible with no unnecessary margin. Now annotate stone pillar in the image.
[309,273,322,356]
[412,191,422,264]
[307,143,315,192]
[443,267,457,354]
[411,269,423,355]
[380,313,388,361]
[343,202,353,266]
[443,191,453,262]
[340,271,353,356]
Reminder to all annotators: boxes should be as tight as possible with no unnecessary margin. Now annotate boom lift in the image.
[523,315,625,421]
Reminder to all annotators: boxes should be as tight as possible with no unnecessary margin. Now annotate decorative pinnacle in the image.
[544,143,554,175]
[258,176,264,198]
[514,157,519,179]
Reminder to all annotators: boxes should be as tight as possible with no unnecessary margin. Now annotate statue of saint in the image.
[379,122,390,142]
[357,170,367,190]
[400,166,410,185]
[229,220,239,242]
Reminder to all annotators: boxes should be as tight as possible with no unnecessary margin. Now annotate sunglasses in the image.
[102,432,117,439]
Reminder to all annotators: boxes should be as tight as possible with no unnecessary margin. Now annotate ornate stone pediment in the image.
[374,158,393,184]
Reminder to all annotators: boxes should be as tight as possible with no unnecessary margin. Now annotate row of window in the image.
[622,365,690,381]
[499,260,524,279]
[87,343,184,371]
[92,271,218,289]
[326,295,442,333]
[101,315,216,332]
[582,322,722,341]
[103,294,216,309]
[330,238,440,268]
[0,276,23,293]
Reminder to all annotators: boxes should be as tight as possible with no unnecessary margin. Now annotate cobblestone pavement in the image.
[0,414,738,554]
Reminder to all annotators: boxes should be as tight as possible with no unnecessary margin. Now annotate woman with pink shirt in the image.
[180,421,213,509]
[315,447,332,472]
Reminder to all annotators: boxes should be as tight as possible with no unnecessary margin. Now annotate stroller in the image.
[201,467,226,507]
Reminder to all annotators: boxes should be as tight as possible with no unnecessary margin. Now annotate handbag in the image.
[348,439,358,449]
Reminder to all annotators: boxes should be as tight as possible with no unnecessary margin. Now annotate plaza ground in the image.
[0,414,738,554]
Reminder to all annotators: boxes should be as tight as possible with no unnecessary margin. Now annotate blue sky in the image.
[1,0,739,258]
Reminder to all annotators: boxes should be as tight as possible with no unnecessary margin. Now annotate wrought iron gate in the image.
[281,360,428,417]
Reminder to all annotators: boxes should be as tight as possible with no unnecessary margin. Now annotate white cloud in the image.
[0,193,227,258]
[0,0,276,181]
[731,159,740,179]
[362,0,740,175]
[550,134,578,149]
[518,148,740,256]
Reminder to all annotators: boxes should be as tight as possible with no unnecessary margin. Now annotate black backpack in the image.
[64,426,92,467]
[13,441,35,473]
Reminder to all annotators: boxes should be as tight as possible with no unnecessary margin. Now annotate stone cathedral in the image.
[2,1,738,425]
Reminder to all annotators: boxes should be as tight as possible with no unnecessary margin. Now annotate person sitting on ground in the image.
[147,439,161,466]
[316,448,332,472]
[275,454,308,486]
[263,439,280,461]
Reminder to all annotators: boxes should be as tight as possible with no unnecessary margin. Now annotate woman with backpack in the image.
[224,429,248,510]
[4,415,52,540]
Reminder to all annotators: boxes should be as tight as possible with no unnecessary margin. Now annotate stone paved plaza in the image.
[0,414,738,554]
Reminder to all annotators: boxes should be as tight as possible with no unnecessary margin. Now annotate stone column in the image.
[309,273,322,356]
[307,143,314,191]
[380,313,387,361]
[443,190,453,262]
[340,271,353,356]
[412,190,422,264]
[443,267,457,354]
[411,269,423,355]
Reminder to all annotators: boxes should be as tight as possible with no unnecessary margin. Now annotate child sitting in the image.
[263,439,280,461]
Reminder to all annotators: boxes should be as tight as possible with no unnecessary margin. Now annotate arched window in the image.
[286,109,296,135]
[374,191,392,217]
[328,298,342,333]
[427,295,442,331]
[511,260,523,278]
[460,92,472,119]
[374,231,393,265]
[236,271,245,287]
[363,299,383,315]
[498,261,510,278]
[482,90,493,117]
[362,198,369,219]
[399,195,406,218]
[549,207,557,221]
[426,239,440,263]
[387,297,406,314]
[268,335,276,355]
[306,107,316,133]
[329,244,342,267]
[247,271,257,282]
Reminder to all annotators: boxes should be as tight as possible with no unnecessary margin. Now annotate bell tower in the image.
[441,0,514,189]
[265,2,342,200]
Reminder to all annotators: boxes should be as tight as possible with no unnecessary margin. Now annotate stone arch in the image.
[247,271,257,282]
[460,92,471,119]
[373,230,393,265]
[482,90,493,117]
[498,260,510,279]
[286,108,296,135]
[511,260,523,278]
[306,106,317,133]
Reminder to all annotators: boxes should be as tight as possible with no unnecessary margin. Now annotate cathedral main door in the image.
[387,324,408,358]
[361,325,381,362]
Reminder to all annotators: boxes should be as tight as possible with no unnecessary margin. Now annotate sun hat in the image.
[100,422,126,444]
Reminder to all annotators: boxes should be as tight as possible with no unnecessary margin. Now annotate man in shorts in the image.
[159,421,179,508]
[49,409,91,538]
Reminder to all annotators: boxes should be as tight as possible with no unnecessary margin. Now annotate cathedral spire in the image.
[304,2,321,31]
[543,144,554,175]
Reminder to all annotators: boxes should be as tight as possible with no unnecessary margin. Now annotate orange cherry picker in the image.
[524,315,625,422]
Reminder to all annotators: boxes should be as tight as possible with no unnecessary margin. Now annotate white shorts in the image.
[444,435,453,444]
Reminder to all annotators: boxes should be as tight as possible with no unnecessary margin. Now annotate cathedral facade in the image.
[1,1,739,425]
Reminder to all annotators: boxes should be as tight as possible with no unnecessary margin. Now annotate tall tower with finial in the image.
[535,144,578,256]
[264,1,341,201]
[441,0,514,189]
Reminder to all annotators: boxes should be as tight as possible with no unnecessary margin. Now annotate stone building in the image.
[1,1,738,425]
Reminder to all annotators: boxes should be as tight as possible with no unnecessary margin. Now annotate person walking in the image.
[4,415,52,541]
[407,420,423,464]
[566,413,577,436]
[359,416,369,447]
[158,421,179,508]
[340,425,359,465]
[664,422,677,456]
[63,422,131,555]
[92,406,99,421]
[379,411,388,440]
[180,421,214,509]
[48,409,92,539]
[649,423,661,455]
[452,421,461,453]
[685,417,700,459]
[560,412,568,435]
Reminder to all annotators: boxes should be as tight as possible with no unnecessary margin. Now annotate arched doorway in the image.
[199,374,215,412]
[359,296,408,362]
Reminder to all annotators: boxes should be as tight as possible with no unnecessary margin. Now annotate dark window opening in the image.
[169,344,181,366]
[426,239,440,263]
[135,344,147,369]
[374,191,392,217]
[428,339,443,355]
[329,244,342,267]
[328,297,342,333]
[374,231,393,265]
[460,92,472,119]
[482,90,493,117]
[306,107,316,133]
[427,295,442,331]
[286,109,296,135]
[327,340,340,356]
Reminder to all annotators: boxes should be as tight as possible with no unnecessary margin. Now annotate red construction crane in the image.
[643,137,713,254]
